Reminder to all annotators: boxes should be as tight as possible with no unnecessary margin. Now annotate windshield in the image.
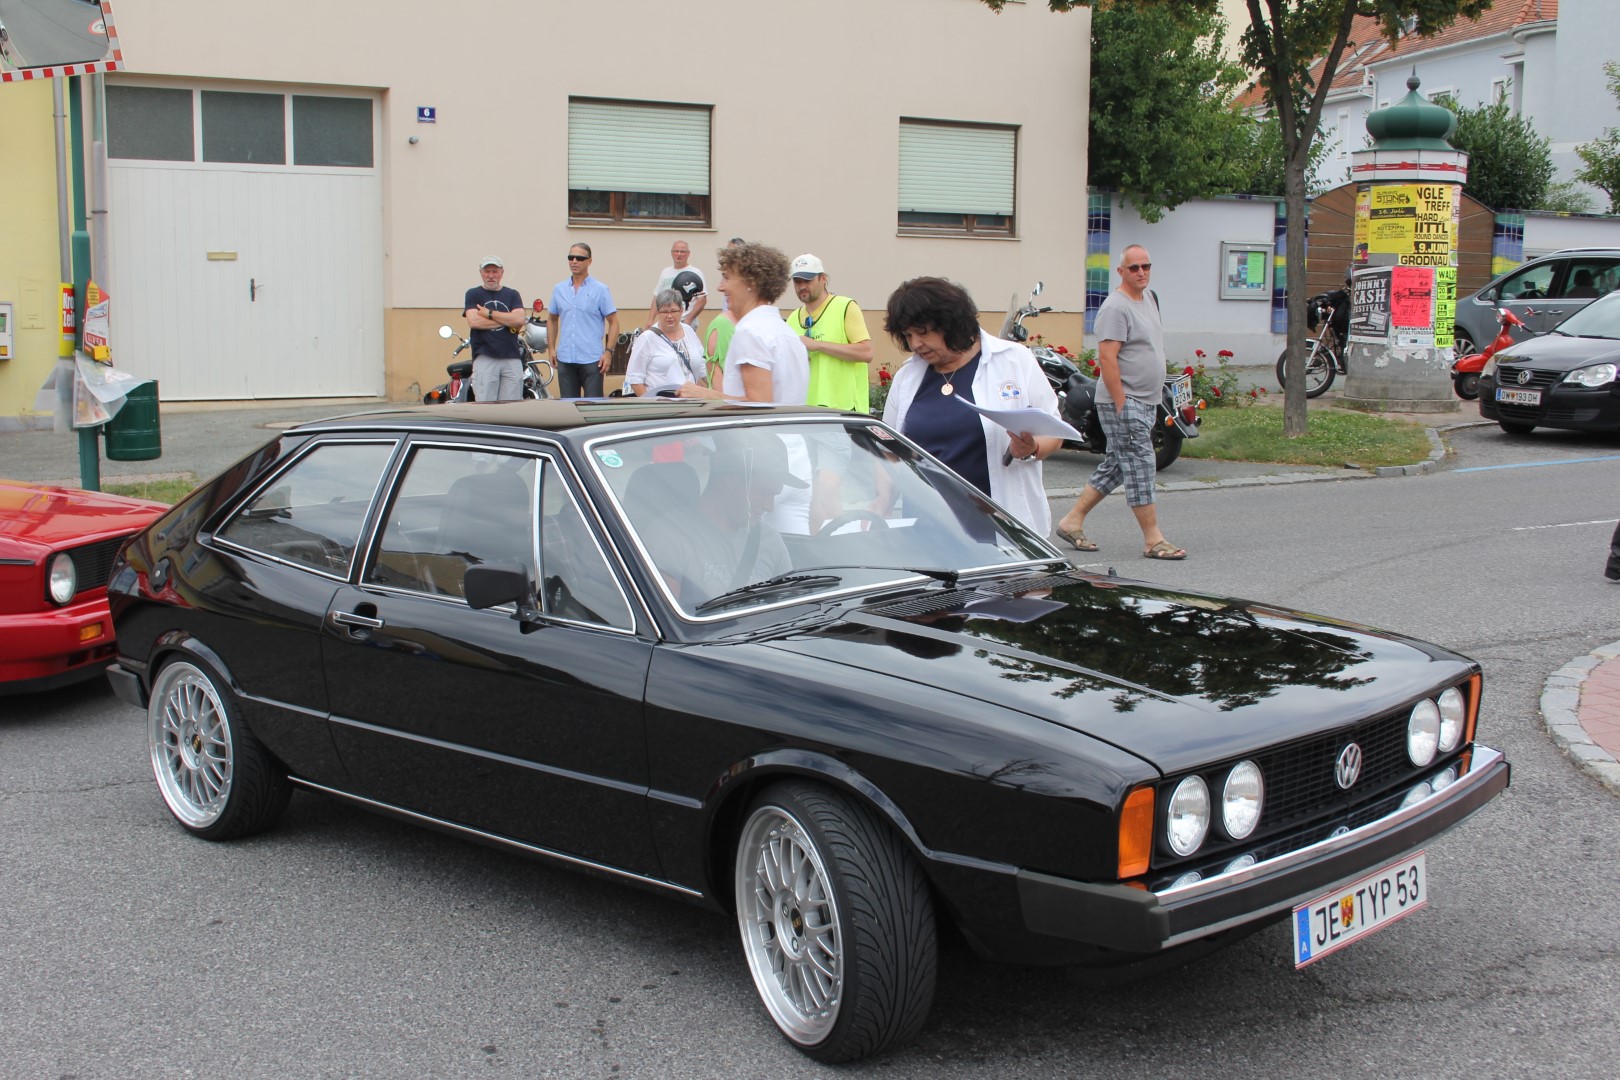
[1554,292,1620,339]
[592,419,1054,618]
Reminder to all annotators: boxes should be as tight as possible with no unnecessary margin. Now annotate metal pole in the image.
[69,75,100,490]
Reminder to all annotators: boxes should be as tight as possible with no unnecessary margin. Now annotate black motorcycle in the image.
[1275,289,1350,398]
[1004,282,1199,472]
[424,316,554,404]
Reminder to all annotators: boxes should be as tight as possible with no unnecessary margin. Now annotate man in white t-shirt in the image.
[646,240,707,328]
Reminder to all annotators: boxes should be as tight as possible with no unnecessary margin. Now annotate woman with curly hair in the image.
[678,242,807,405]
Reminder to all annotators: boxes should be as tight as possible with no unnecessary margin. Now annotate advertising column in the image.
[1340,77,1467,413]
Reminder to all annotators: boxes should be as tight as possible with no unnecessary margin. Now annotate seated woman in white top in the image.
[626,289,707,395]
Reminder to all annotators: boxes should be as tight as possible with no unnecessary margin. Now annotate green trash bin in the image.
[103,380,162,461]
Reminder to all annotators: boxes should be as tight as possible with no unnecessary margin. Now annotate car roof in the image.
[285,399,846,443]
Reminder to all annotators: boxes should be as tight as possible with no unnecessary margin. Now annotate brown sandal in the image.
[1055,525,1098,552]
[1143,540,1187,561]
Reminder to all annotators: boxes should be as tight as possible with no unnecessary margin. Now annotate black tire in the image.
[1276,345,1335,398]
[734,781,937,1063]
[147,657,292,840]
[1498,420,1536,436]
[1153,424,1183,471]
[1453,373,1480,401]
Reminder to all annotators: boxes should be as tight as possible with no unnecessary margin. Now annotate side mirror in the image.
[439,325,455,339]
[1031,281,1045,297]
[465,563,532,611]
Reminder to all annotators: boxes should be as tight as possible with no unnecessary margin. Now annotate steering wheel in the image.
[816,509,890,537]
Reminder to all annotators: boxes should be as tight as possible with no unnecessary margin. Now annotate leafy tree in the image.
[1232,113,1330,198]
[1434,93,1553,212]
[1087,2,1252,221]
[984,0,1492,436]
[1575,61,1620,214]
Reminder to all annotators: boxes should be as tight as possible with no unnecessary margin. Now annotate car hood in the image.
[0,480,166,556]
[1495,334,1620,371]
[766,572,1470,775]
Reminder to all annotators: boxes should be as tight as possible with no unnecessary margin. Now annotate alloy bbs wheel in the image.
[149,661,235,829]
[736,802,844,1046]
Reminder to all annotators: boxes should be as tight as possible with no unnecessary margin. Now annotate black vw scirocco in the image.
[107,400,1509,1063]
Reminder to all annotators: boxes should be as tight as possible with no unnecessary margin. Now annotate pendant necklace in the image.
[939,350,980,396]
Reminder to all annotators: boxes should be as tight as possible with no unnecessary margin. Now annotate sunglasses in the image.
[567,254,589,261]
[1124,262,1152,273]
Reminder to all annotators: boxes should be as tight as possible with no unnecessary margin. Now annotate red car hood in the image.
[0,480,166,556]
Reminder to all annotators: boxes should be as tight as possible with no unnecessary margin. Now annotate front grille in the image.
[1254,710,1412,831]
[66,536,130,597]
[1493,365,1560,390]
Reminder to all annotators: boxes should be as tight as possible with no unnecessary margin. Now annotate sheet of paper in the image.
[951,396,1085,440]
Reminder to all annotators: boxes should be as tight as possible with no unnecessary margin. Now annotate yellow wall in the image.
[0,80,64,427]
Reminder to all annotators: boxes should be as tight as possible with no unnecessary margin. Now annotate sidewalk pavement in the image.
[1542,640,1620,796]
[5,393,1614,797]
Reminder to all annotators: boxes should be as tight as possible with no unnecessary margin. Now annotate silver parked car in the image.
[1453,247,1620,356]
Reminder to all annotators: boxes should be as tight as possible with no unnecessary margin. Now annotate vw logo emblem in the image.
[1517,369,1533,386]
[1335,743,1363,790]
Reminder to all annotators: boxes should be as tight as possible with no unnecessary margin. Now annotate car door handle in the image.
[332,609,384,629]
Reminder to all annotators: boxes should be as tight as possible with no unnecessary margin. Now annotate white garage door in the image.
[104,83,383,400]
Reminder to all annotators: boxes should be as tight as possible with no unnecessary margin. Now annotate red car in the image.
[1,480,166,694]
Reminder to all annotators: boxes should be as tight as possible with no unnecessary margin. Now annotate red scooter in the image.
[1452,307,1529,401]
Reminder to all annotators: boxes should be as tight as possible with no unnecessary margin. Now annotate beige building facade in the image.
[26,0,1093,407]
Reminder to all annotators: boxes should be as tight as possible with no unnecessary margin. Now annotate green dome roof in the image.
[1365,75,1457,150]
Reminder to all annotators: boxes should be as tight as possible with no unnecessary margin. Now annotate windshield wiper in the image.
[693,564,961,614]
[694,573,846,613]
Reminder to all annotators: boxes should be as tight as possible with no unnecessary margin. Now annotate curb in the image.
[1047,423,1472,498]
[1540,639,1620,796]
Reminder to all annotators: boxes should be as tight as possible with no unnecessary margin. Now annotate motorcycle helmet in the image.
[521,321,548,353]
[671,270,704,306]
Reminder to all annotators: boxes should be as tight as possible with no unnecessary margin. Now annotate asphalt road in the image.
[2,419,1618,1078]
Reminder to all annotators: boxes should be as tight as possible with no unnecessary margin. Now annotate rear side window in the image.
[217,441,395,576]
[1558,258,1619,299]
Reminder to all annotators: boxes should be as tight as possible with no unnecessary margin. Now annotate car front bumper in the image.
[1479,380,1620,432]
[0,596,120,694]
[1014,744,1509,956]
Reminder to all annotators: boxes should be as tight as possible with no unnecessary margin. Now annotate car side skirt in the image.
[289,777,704,901]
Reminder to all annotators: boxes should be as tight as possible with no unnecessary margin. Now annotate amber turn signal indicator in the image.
[1118,785,1155,879]
[1464,672,1482,745]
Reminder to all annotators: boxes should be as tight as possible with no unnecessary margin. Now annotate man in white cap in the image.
[463,256,526,401]
[786,254,873,413]
[786,254,874,529]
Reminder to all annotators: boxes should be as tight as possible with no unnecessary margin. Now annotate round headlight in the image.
[1166,775,1210,857]
[1400,781,1433,809]
[47,552,77,605]
[1223,853,1257,874]
[1408,698,1441,767]
[1169,871,1202,889]
[1221,760,1264,840]
[1436,686,1466,753]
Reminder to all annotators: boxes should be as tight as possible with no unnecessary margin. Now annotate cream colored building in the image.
[1,0,1092,412]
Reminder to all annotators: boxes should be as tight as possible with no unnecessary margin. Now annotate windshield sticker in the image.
[595,449,624,469]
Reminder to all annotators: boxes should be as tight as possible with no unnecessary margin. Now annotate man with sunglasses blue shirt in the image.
[547,243,620,398]
[786,254,873,413]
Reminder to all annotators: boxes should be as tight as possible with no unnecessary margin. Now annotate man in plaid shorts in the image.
[1053,244,1187,560]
